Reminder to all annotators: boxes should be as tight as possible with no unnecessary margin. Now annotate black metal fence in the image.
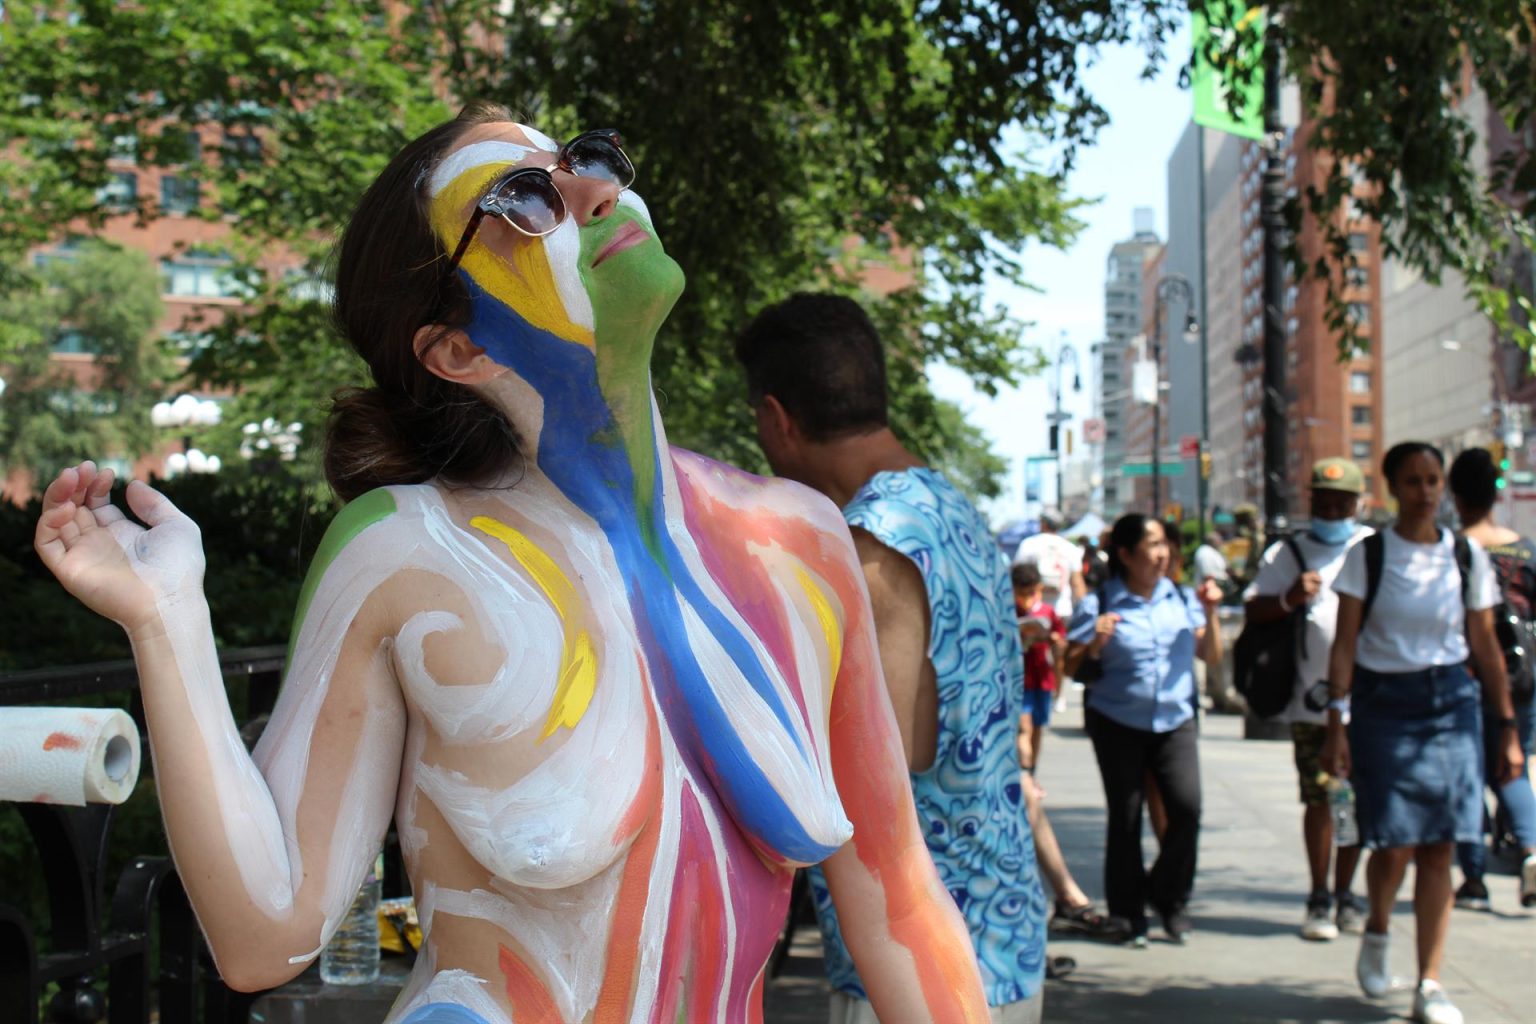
[0,647,285,1024]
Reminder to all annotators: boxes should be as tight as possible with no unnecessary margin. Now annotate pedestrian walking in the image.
[1447,446,1536,911]
[1013,509,1087,620]
[1243,457,1370,941]
[1066,513,1225,947]
[1323,442,1524,1024]
[1192,527,1231,593]
[737,293,1046,1023]
[1013,564,1122,948]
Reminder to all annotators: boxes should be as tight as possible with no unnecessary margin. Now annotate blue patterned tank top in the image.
[807,467,1045,1005]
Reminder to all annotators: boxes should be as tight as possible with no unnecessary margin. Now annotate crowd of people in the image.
[28,105,1535,1024]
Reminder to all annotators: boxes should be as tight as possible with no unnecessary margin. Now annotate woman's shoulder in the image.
[670,448,849,538]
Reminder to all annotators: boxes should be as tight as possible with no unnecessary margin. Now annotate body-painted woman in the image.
[34,105,987,1022]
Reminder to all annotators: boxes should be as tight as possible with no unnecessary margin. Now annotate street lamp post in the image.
[1048,333,1082,511]
[1152,274,1198,517]
[150,394,222,476]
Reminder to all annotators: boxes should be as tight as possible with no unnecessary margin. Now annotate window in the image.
[1350,371,1370,394]
[1347,233,1369,253]
[96,171,137,211]
[1352,440,1372,461]
[52,328,99,354]
[1346,266,1370,289]
[161,249,245,298]
[221,131,262,171]
[1347,302,1371,328]
[160,175,200,214]
[1351,405,1372,427]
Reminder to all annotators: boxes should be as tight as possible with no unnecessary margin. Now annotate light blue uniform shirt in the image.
[1067,576,1206,733]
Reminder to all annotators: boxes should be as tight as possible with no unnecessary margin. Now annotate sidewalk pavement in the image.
[765,697,1536,1022]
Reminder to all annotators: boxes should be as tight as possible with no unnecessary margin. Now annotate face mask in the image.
[1310,517,1357,546]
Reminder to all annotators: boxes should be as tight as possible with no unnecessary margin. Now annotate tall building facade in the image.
[1160,123,1208,516]
[1202,131,1250,512]
[1097,209,1161,518]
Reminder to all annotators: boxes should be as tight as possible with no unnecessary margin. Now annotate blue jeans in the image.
[1457,699,1536,880]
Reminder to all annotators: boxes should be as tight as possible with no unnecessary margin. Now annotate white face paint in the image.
[428,140,538,198]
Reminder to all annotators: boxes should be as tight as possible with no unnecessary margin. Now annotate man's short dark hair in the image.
[734,293,889,442]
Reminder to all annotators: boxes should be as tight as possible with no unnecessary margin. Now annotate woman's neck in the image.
[1123,572,1159,599]
[1465,517,1518,546]
[1393,516,1440,543]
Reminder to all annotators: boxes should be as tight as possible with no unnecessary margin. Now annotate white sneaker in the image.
[1300,896,1338,941]
[1356,931,1392,998]
[1520,854,1536,908]
[1411,979,1464,1024]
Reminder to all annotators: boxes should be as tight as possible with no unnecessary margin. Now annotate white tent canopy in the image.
[1062,512,1106,540]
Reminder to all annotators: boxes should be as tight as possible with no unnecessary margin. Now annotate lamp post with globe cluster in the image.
[150,394,222,476]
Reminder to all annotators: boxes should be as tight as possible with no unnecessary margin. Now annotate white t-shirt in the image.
[1192,543,1230,589]
[1244,527,1371,723]
[1332,528,1497,674]
[1013,532,1081,618]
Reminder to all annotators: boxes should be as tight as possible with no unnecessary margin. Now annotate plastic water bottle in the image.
[1328,778,1360,848]
[320,853,382,985]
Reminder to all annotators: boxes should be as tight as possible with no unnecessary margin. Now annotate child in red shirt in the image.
[1013,562,1065,769]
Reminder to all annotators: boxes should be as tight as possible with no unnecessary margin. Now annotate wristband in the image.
[1327,697,1351,714]
[1021,764,1036,775]
[1500,717,1519,732]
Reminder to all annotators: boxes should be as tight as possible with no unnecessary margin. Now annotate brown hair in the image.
[325,101,523,501]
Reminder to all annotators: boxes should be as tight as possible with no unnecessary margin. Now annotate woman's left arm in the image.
[1194,578,1224,666]
[1468,607,1525,783]
[816,529,988,1022]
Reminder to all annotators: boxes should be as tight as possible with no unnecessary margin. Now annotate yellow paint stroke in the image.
[793,566,843,704]
[471,515,598,740]
[430,167,595,349]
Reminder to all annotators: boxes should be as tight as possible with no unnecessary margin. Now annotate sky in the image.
[929,25,1195,528]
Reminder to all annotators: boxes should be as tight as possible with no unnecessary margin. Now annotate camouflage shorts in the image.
[1291,722,1331,806]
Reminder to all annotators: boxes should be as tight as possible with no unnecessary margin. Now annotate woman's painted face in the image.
[427,122,684,358]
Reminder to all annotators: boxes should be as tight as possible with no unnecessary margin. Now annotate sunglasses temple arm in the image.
[447,208,486,270]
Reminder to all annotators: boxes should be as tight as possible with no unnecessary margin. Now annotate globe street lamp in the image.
[150,394,222,476]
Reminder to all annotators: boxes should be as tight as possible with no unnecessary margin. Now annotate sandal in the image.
[1045,955,1077,981]
[1050,901,1129,941]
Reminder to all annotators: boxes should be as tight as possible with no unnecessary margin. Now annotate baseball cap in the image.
[1310,457,1364,494]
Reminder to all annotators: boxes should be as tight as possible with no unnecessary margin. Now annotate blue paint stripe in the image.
[399,1003,495,1024]
[460,277,834,862]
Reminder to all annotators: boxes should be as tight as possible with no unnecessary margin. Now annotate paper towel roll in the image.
[0,707,142,805]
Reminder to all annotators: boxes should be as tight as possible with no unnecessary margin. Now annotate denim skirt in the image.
[1348,663,1483,849]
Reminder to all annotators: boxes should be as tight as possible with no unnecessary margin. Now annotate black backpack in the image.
[1233,536,1307,719]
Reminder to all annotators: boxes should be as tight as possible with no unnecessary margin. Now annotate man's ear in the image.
[414,325,501,385]
[756,394,798,444]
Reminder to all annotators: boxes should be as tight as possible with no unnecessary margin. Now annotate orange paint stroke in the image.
[497,944,562,1024]
[593,657,664,1023]
[43,732,83,751]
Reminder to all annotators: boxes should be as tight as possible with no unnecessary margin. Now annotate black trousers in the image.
[1086,706,1202,930]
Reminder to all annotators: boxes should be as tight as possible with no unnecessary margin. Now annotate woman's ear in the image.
[414,325,501,385]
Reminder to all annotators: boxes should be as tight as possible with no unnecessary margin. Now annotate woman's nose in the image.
[559,172,622,226]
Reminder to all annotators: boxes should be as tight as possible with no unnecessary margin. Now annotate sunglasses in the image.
[445,129,634,271]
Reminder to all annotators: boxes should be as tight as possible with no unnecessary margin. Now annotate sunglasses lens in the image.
[490,172,565,236]
[564,134,634,188]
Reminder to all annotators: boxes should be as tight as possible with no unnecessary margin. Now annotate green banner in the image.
[1192,1,1266,142]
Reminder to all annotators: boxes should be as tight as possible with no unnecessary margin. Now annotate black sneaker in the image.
[1454,878,1491,912]
[1161,909,1194,944]
[1301,891,1338,941]
[1334,891,1365,934]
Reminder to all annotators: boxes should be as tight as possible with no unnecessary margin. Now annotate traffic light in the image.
[1200,451,1213,480]
[1490,440,1509,490]
[1048,424,1059,453]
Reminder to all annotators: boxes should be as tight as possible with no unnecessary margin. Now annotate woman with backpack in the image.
[1447,446,1536,911]
[1322,442,1524,1024]
[1066,514,1224,948]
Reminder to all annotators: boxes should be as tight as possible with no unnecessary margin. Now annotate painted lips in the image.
[592,221,651,267]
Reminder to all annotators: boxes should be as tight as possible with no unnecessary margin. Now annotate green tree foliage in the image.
[0,241,170,481]
[1193,0,1536,356]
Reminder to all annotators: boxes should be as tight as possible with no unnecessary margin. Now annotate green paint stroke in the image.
[282,487,397,670]
[577,206,685,570]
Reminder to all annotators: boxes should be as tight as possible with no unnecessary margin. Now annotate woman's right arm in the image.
[1320,594,1362,778]
[35,464,406,991]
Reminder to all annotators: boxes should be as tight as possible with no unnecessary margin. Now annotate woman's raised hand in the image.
[34,461,206,634]
[1196,578,1223,611]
